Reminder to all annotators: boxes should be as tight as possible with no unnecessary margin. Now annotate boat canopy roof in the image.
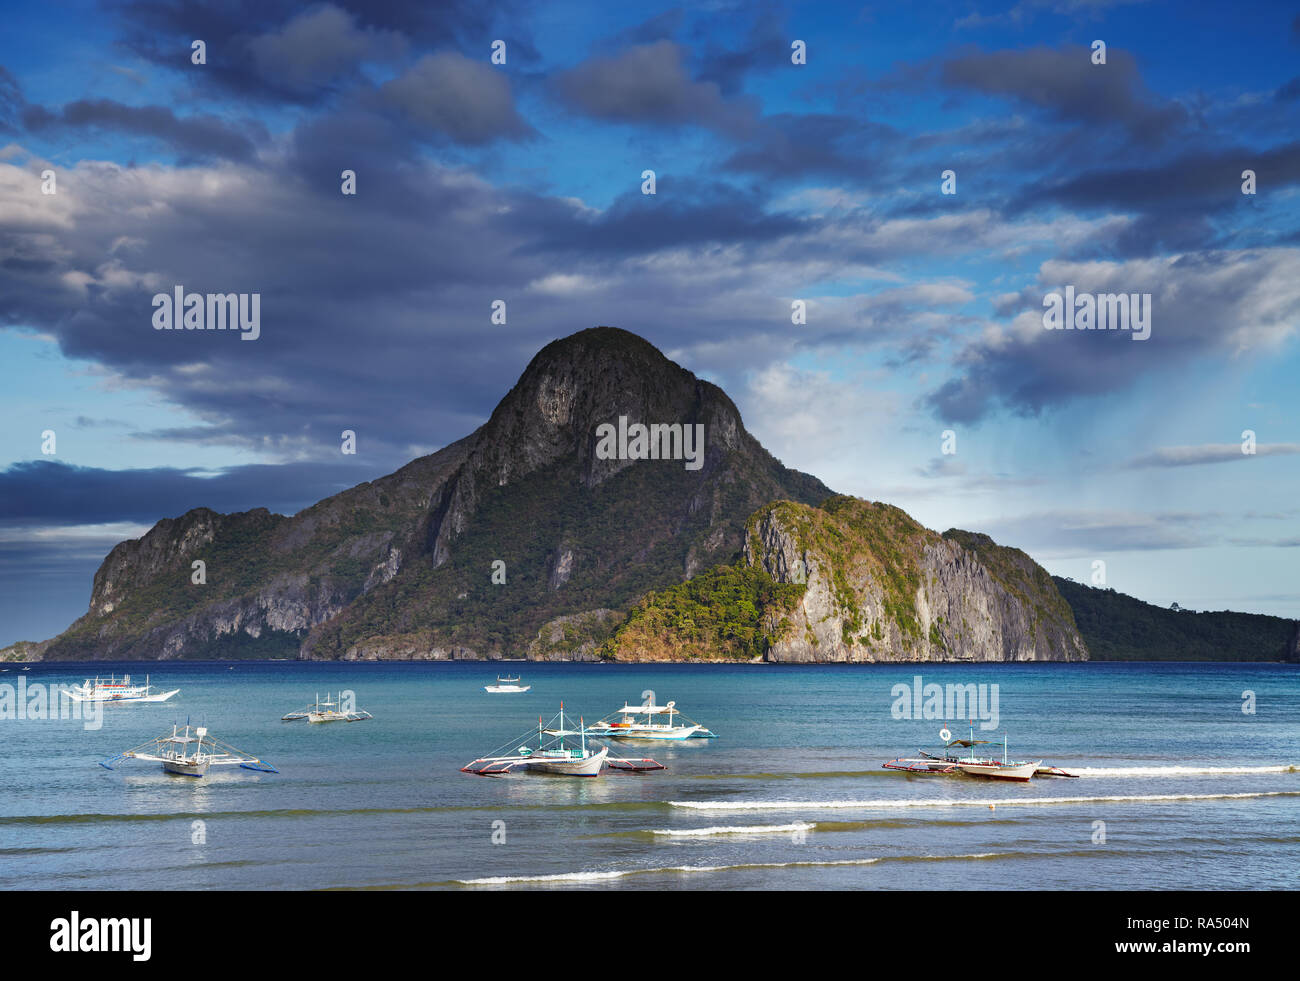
[618,704,674,714]
[945,739,992,747]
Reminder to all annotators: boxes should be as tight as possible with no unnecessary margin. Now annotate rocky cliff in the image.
[599,497,1088,662]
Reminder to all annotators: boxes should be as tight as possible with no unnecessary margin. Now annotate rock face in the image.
[1288,622,1300,663]
[741,499,1088,662]
[21,327,829,661]
[29,443,472,661]
[302,327,830,660]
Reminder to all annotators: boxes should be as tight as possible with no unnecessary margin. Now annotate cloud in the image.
[0,459,387,527]
[554,40,759,136]
[247,4,406,92]
[1021,142,1300,217]
[925,248,1300,422]
[974,508,1218,554]
[936,45,1186,144]
[378,51,533,144]
[112,0,503,105]
[1124,443,1300,469]
[722,112,896,182]
[22,99,263,162]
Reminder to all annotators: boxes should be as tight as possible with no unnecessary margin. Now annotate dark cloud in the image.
[554,40,759,136]
[722,112,896,182]
[522,178,807,256]
[245,4,406,94]
[377,52,534,144]
[0,459,388,527]
[22,98,262,161]
[937,45,1187,144]
[0,66,22,133]
[108,0,508,104]
[689,4,787,96]
[1023,142,1300,214]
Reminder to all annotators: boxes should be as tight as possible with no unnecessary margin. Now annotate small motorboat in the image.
[484,675,531,693]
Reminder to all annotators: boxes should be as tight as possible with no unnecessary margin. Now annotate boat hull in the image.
[484,685,531,693]
[955,760,1041,781]
[523,746,608,776]
[63,688,180,703]
[162,758,209,777]
[591,724,700,740]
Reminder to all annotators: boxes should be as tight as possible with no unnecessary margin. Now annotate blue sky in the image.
[2,0,1299,646]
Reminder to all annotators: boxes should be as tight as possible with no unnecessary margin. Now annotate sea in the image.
[0,660,1296,890]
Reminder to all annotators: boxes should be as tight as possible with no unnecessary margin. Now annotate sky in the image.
[1,0,1298,647]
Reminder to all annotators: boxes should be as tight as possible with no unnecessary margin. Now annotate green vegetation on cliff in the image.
[598,562,805,661]
[1053,577,1296,661]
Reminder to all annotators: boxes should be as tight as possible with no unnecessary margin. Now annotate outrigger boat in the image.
[99,724,278,778]
[484,675,531,693]
[62,673,179,703]
[886,726,1075,782]
[281,693,373,723]
[461,704,665,777]
[587,699,717,740]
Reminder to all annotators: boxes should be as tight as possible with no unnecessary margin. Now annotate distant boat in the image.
[62,674,179,703]
[281,692,373,723]
[484,675,531,693]
[588,699,718,740]
[462,704,664,777]
[99,724,277,778]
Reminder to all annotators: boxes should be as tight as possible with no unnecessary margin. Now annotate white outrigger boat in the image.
[587,699,717,740]
[99,724,278,778]
[281,692,373,723]
[484,675,531,693]
[461,704,665,777]
[62,673,179,704]
[885,727,1072,782]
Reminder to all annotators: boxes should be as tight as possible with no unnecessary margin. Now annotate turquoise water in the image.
[1,660,1296,890]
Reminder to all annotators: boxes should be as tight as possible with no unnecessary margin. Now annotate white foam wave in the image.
[671,790,1299,812]
[455,852,1006,885]
[1073,764,1297,777]
[651,822,815,837]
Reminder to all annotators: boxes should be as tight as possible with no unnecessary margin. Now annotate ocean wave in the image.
[671,790,1300,811]
[1072,764,1297,777]
[650,822,815,837]
[453,853,1013,885]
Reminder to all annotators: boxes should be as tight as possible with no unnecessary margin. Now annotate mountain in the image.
[598,499,1087,661]
[16,328,831,661]
[1053,577,1299,662]
[5,326,1096,663]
